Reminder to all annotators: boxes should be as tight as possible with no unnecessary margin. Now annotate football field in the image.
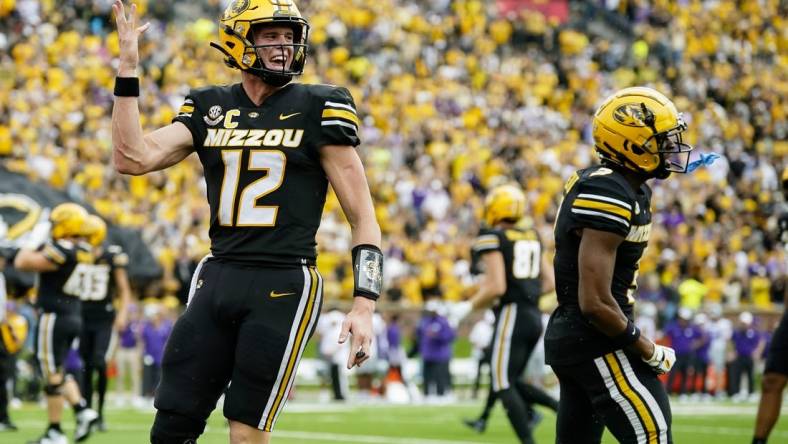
[7,400,788,443]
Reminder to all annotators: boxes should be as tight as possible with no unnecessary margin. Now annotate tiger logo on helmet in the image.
[49,203,88,240]
[593,87,693,179]
[212,0,309,87]
[484,184,526,226]
[81,214,107,247]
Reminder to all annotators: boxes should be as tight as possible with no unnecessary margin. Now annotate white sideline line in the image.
[12,420,485,443]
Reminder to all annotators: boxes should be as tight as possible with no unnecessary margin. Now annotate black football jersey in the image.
[37,239,95,316]
[545,165,653,365]
[81,245,128,320]
[173,83,361,264]
[471,226,543,308]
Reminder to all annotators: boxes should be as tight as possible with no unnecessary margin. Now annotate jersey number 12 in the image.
[219,150,286,227]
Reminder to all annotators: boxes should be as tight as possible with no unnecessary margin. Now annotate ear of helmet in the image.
[593,86,693,179]
[484,184,526,226]
[50,203,89,240]
[212,0,309,86]
[82,214,107,247]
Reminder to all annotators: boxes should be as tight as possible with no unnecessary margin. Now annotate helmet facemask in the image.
[639,104,693,178]
[247,21,309,86]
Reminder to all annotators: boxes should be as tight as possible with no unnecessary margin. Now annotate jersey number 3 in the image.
[513,240,540,279]
[219,150,286,227]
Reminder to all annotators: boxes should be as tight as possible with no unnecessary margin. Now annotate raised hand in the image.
[112,0,150,75]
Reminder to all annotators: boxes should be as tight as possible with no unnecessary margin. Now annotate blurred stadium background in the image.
[0,0,786,442]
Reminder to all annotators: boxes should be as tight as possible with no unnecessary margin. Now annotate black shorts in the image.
[154,259,323,432]
[79,316,116,368]
[765,313,788,376]
[490,303,542,392]
[551,350,672,444]
[36,312,81,379]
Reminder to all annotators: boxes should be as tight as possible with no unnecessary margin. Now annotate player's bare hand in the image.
[112,0,150,73]
[338,297,375,369]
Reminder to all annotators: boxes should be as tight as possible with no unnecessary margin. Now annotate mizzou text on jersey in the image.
[173,83,360,264]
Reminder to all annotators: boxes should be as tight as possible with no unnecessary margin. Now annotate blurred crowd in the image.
[0,0,785,328]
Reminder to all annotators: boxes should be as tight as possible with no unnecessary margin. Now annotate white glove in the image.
[642,344,676,375]
[446,301,473,329]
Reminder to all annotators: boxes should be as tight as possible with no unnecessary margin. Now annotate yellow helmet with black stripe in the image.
[82,214,107,247]
[484,184,526,226]
[50,203,88,240]
[212,0,309,86]
[593,87,693,179]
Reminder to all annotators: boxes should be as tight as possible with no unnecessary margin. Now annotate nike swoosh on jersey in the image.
[279,112,301,120]
[270,291,296,298]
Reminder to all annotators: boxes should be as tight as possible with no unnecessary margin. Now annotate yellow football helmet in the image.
[484,184,526,226]
[0,312,28,355]
[212,0,309,86]
[50,203,88,240]
[82,214,107,247]
[593,87,693,178]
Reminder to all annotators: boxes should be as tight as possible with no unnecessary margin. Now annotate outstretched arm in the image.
[111,0,193,175]
[321,144,381,369]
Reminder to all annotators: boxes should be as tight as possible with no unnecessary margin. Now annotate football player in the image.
[110,1,381,443]
[77,215,132,432]
[11,203,100,443]
[448,185,558,443]
[545,87,691,443]
[752,167,788,444]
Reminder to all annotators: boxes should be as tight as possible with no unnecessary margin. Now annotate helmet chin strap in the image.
[257,69,293,87]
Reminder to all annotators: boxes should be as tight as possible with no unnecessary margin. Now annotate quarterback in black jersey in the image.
[545,87,694,444]
[12,203,100,443]
[111,1,381,443]
[78,215,132,432]
[448,185,558,443]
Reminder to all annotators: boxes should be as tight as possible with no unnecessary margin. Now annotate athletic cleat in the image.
[528,409,544,428]
[462,418,487,433]
[0,419,18,431]
[75,408,100,442]
[27,428,68,444]
[95,417,107,432]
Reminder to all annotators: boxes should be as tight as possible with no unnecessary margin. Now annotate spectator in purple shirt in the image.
[692,313,712,396]
[141,304,173,398]
[114,303,142,406]
[665,308,701,395]
[415,299,455,397]
[729,312,764,399]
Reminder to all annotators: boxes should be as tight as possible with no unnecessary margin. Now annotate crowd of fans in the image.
[0,0,785,358]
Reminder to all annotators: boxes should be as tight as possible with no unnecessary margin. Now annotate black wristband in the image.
[351,244,383,301]
[114,77,140,97]
[611,319,641,349]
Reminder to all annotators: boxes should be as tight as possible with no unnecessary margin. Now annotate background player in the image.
[78,215,132,432]
[449,184,558,443]
[11,203,100,443]
[110,1,381,443]
[545,87,690,443]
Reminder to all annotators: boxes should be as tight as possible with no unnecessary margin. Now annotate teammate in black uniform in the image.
[752,167,788,444]
[78,215,132,432]
[12,203,100,443]
[545,87,693,443]
[448,185,558,443]
[111,1,381,443]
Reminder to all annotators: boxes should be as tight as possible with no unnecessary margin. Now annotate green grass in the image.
[7,399,788,443]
